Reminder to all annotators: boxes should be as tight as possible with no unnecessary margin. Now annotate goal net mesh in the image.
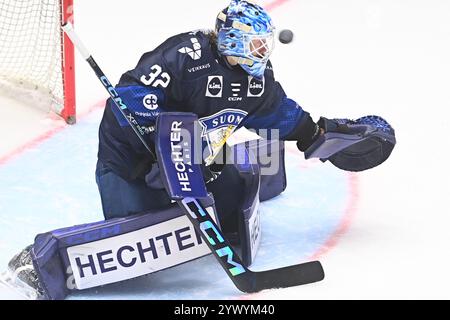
[0,0,64,114]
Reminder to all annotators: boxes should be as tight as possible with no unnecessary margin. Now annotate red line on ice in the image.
[0,100,105,166]
[238,149,359,300]
[265,0,292,11]
[262,0,360,264]
[0,124,66,166]
[309,173,359,261]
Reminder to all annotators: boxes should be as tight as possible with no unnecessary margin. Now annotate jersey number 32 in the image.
[141,64,171,88]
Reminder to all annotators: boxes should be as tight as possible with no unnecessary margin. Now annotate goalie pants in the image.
[96,160,246,231]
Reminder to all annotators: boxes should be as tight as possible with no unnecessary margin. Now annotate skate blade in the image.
[0,271,38,300]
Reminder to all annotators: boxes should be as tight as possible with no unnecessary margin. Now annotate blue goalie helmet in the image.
[216,0,275,79]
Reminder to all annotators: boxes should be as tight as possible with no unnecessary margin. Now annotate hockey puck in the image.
[279,29,294,44]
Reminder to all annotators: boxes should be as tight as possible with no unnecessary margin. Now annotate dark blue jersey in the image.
[98,30,308,180]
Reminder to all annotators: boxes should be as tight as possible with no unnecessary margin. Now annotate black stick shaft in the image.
[86,56,156,160]
[62,23,156,161]
[181,197,324,292]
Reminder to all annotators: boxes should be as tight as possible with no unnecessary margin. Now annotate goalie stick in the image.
[62,22,325,292]
[61,24,157,162]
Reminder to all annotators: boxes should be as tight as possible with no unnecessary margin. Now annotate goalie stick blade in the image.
[236,260,325,293]
[181,197,325,293]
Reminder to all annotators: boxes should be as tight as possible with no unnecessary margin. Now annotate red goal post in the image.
[61,0,76,124]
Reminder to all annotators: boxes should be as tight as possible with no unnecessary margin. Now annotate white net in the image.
[0,0,64,114]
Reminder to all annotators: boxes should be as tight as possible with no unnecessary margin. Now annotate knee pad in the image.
[208,140,287,267]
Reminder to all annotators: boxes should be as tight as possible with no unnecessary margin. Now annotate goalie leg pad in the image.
[304,115,396,172]
[223,143,266,267]
[31,195,218,300]
[208,140,286,266]
[233,146,262,267]
[205,143,264,267]
[248,139,286,201]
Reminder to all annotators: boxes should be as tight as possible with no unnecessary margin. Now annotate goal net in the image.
[0,0,76,124]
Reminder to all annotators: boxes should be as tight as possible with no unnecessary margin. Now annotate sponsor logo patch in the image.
[178,38,202,61]
[188,63,211,73]
[143,94,159,110]
[247,76,265,97]
[205,76,223,98]
[229,83,243,102]
[199,109,248,165]
[67,211,217,290]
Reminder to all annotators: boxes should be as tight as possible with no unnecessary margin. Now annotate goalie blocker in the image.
[30,125,286,299]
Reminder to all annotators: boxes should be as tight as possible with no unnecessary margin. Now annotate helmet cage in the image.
[243,31,275,63]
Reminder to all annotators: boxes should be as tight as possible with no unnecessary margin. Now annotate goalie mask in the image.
[216,0,275,79]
